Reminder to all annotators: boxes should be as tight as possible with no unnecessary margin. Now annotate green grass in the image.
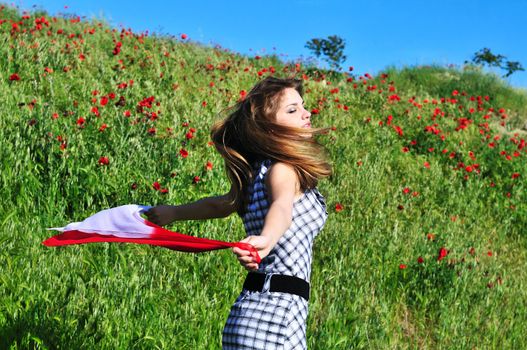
[1,4,526,349]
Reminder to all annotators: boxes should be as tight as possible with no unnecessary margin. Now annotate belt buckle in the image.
[262,273,273,293]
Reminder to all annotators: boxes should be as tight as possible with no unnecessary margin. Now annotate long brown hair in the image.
[211,76,332,214]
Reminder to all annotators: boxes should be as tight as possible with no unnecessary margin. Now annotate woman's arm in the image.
[144,186,236,226]
[233,162,299,270]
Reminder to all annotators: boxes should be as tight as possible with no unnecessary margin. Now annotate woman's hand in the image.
[232,235,273,271]
[144,205,176,226]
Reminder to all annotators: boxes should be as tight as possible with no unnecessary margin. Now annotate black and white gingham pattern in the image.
[222,159,328,349]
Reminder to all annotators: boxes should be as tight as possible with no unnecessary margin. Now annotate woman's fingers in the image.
[232,246,251,257]
[244,263,258,271]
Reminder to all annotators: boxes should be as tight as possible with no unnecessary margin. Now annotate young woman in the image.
[145,76,331,349]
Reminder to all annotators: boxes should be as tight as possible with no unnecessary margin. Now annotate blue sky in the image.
[16,0,527,89]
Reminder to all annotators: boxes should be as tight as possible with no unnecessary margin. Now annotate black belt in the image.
[242,272,310,301]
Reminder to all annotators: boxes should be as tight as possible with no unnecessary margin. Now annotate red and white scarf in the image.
[43,204,261,263]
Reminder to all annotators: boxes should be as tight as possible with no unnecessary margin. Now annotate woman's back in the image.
[242,159,328,281]
[222,159,328,349]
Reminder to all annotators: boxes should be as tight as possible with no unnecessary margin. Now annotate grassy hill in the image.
[1,4,526,349]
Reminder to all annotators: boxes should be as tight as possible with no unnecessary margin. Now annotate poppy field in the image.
[1,4,526,349]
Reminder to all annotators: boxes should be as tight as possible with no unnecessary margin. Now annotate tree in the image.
[470,48,505,68]
[305,35,347,71]
[502,60,525,78]
[468,47,524,78]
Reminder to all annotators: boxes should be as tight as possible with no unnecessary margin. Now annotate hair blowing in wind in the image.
[211,76,332,213]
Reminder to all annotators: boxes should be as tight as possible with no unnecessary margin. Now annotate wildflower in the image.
[179,149,189,158]
[98,156,109,166]
[335,203,343,212]
[152,182,161,190]
[437,247,448,261]
[9,73,20,81]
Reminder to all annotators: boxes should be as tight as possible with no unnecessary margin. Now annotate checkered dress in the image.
[222,159,328,350]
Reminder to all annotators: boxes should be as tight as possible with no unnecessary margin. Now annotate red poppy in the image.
[181,33,188,40]
[98,156,109,166]
[76,117,85,126]
[193,176,200,184]
[417,256,424,264]
[179,149,189,158]
[399,264,407,269]
[335,203,343,212]
[205,161,213,171]
[152,182,161,190]
[9,73,20,81]
[437,247,448,261]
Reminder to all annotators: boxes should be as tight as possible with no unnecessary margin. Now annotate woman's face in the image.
[274,88,311,129]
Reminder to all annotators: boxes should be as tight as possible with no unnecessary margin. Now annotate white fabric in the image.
[47,204,154,238]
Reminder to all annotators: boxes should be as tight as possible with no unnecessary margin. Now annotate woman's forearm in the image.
[259,202,293,249]
[145,193,235,226]
[169,195,235,221]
